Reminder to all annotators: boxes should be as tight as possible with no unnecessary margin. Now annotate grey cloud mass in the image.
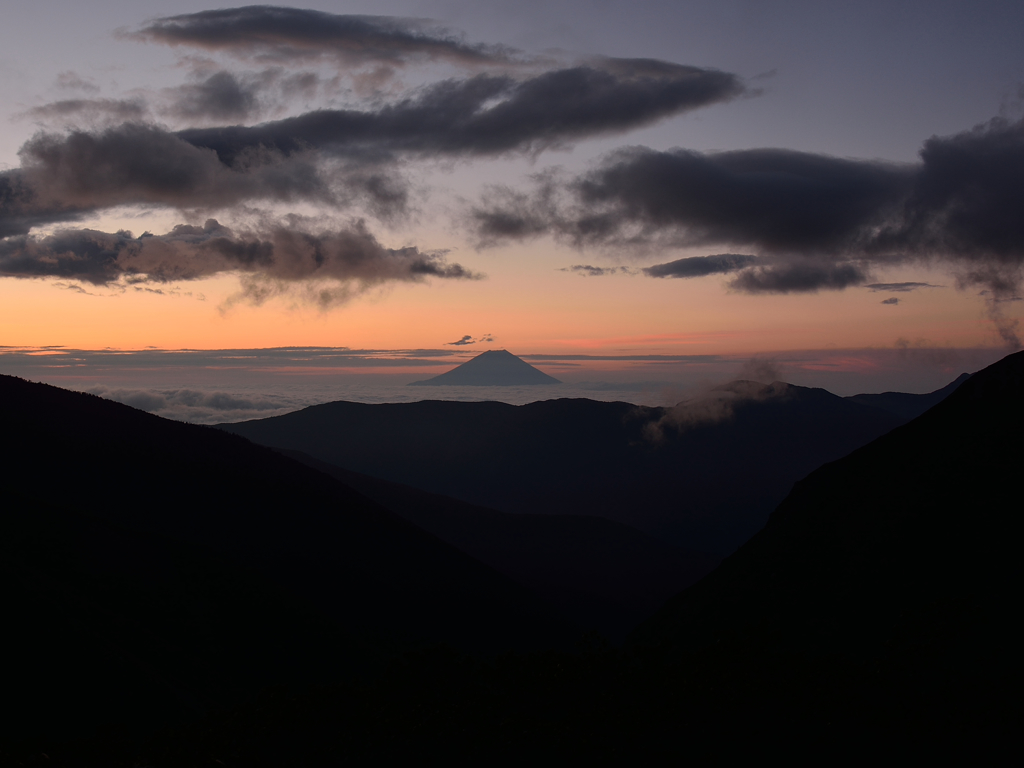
[474,146,911,254]
[471,116,1024,341]
[175,59,744,165]
[729,261,871,293]
[133,6,514,66]
[166,71,261,122]
[0,219,477,299]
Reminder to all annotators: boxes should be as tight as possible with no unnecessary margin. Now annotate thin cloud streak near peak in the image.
[445,334,494,346]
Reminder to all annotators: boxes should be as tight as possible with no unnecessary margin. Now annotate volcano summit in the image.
[410,350,561,386]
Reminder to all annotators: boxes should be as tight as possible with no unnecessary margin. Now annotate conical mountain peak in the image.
[410,349,561,386]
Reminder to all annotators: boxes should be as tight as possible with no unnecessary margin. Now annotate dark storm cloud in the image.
[0,219,478,294]
[541,145,909,251]
[558,264,636,276]
[176,59,744,165]
[644,253,759,278]
[161,67,330,121]
[471,116,1024,335]
[132,6,513,66]
[887,117,1024,261]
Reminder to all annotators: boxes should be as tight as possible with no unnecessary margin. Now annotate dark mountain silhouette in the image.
[409,349,561,385]
[0,375,573,742]
[3,503,377,742]
[846,371,971,419]
[631,351,1023,723]
[221,380,911,553]
[280,449,721,643]
[6,361,1014,763]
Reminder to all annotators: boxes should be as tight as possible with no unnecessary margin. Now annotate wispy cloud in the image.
[865,282,942,292]
[559,264,637,276]
[129,6,517,67]
[445,333,494,346]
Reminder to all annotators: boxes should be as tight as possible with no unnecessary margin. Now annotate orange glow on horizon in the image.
[0,253,1011,360]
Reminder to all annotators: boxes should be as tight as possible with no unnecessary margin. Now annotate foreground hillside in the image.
[633,350,1022,676]
[3,359,1013,763]
[221,381,909,553]
[0,376,572,743]
[282,449,721,642]
[178,350,1019,761]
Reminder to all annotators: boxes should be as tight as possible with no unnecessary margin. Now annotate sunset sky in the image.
[1,1,1022,400]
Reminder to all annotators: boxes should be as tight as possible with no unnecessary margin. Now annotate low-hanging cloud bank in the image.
[0,219,477,306]
[472,116,1024,345]
[175,59,743,164]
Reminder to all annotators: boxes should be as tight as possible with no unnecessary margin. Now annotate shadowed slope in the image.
[409,349,561,385]
[2,505,374,742]
[280,449,721,643]
[222,383,907,553]
[632,351,1023,708]
[0,375,573,741]
[6,363,1014,762]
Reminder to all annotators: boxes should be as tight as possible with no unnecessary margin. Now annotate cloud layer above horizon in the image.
[1,5,744,307]
[472,116,1024,344]
[0,4,1021,346]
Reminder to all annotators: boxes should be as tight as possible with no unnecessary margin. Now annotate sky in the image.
[1,1,1022,407]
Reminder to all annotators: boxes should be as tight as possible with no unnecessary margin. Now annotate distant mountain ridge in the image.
[221,379,920,553]
[410,349,561,386]
[4,363,1009,760]
[846,371,971,419]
